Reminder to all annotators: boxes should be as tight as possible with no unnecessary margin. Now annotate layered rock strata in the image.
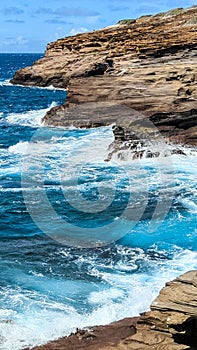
[11,7,197,350]
[11,7,197,147]
[27,270,197,350]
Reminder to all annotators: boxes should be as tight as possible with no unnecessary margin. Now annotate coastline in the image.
[11,6,197,148]
[26,271,197,350]
[9,6,197,350]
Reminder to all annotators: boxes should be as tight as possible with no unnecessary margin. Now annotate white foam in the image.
[0,187,31,193]
[179,198,197,213]
[39,84,65,91]
[2,124,197,349]
[88,249,197,319]
[8,126,113,158]
[6,102,57,127]
[8,141,29,155]
[89,288,124,304]
[0,249,196,350]
[0,79,12,86]
[0,79,65,91]
[111,141,197,166]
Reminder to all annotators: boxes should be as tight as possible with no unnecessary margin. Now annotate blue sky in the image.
[0,0,195,53]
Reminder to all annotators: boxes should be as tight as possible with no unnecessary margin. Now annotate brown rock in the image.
[25,271,197,350]
[11,6,197,146]
[11,7,197,90]
[25,317,138,350]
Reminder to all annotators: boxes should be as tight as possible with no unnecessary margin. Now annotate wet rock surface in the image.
[26,318,138,350]
[26,271,197,350]
[11,7,197,350]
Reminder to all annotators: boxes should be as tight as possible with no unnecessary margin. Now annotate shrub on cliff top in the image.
[164,8,184,16]
[186,16,197,25]
[139,14,152,19]
[154,7,184,18]
[117,19,136,25]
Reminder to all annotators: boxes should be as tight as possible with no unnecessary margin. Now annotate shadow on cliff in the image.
[173,317,197,349]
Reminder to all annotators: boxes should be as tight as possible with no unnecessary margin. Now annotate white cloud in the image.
[0,36,28,47]
[86,15,99,24]
[34,6,99,17]
[69,27,88,36]
[16,36,29,45]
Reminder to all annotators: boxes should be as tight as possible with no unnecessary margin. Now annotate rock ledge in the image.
[27,271,197,350]
[11,6,197,147]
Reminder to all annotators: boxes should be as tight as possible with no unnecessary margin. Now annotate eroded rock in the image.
[11,6,197,147]
[26,271,197,350]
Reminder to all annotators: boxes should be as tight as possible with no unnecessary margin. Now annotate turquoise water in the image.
[0,54,197,349]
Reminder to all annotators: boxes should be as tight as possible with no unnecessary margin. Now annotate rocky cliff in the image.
[11,8,197,350]
[11,6,197,148]
[26,270,197,350]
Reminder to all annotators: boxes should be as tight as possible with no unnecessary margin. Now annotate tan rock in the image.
[26,271,197,350]
[11,6,197,146]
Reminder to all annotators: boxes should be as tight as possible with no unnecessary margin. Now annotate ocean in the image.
[0,53,197,350]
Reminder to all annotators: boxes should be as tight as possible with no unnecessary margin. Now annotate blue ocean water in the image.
[0,54,197,349]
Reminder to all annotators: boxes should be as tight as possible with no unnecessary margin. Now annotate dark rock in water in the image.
[132,150,145,159]
[26,271,197,350]
[112,125,126,142]
[171,149,186,155]
[146,150,160,158]
[9,7,197,350]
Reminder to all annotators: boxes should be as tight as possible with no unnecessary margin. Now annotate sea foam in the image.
[0,248,196,350]
[5,102,57,127]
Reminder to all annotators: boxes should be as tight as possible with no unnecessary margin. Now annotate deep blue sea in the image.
[0,53,197,349]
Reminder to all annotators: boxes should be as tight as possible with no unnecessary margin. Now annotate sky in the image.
[0,0,196,53]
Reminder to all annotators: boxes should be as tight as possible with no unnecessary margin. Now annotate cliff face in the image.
[11,6,197,146]
[27,271,197,350]
[11,9,197,350]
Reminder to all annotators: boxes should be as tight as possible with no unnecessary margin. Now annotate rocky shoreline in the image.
[25,271,197,350]
[11,6,197,350]
[11,6,197,150]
